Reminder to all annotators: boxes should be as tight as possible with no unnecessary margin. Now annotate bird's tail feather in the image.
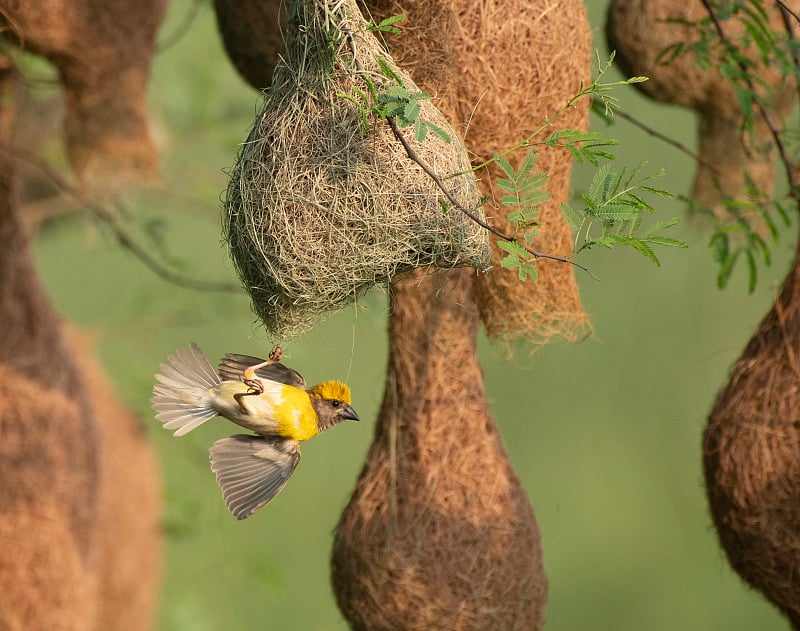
[152,343,222,437]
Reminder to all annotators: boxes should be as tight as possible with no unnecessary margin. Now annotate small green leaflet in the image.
[372,82,451,143]
[370,14,406,34]
[495,151,549,226]
[497,240,538,281]
[545,129,618,166]
[565,162,686,265]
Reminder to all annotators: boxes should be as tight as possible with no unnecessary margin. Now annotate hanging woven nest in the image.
[360,0,592,345]
[223,0,489,339]
[704,248,800,628]
[606,0,798,230]
[213,0,285,90]
[0,0,165,193]
[332,269,548,631]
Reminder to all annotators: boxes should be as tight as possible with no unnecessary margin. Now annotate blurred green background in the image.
[29,0,796,629]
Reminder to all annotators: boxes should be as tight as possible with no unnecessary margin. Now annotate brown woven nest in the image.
[457,0,592,344]
[213,0,285,90]
[332,269,547,630]
[65,327,162,631]
[361,0,592,345]
[704,249,800,628]
[0,0,165,193]
[223,0,489,339]
[0,63,160,630]
[606,0,798,230]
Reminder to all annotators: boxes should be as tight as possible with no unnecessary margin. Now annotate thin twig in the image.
[776,0,800,105]
[345,27,596,279]
[385,117,599,280]
[611,108,721,175]
[777,0,800,26]
[157,0,204,53]
[700,0,799,197]
[88,203,241,293]
[5,145,242,293]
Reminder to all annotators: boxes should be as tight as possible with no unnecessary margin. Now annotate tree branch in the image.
[610,107,721,175]
[385,116,598,280]
[5,145,242,293]
[776,0,800,106]
[700,0,799,197]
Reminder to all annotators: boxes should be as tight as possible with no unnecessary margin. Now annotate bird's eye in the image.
[331,400,341,408]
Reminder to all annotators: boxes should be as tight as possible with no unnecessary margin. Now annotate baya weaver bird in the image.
[151,344,360,519]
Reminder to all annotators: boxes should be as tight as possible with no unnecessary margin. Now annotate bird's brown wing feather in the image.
[209,434,301,519]
[218,353,307,389]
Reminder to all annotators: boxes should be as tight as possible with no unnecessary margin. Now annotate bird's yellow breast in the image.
[271,384,320,441]
[209,380,320,441]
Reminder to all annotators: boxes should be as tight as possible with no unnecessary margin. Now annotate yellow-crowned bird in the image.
[151,344,360,519]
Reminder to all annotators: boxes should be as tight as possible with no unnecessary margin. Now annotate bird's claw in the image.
[234,345,281,409]
[233,378,263,409]
[241,345,283,383]
[243,378,264,395]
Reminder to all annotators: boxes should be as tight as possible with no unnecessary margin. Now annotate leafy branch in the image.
[338,57,451,143]
[699,0,795,183]
[563,163,686,266]
[704,188,791,292]
[638,0,800,291]
[4,145,241,293]
[383,116,596,278]
[599,0,800,292]
[466,52,648,175]
[342,21,685,281]
[700,0,800,292]
[366,13,406,35]
[493,152,549,281]
[450,53,685,275]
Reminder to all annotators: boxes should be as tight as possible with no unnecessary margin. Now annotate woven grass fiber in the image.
[360,0,592,345]
[66,327,162,631]
[0,0,165,193]
[224,0,490,339]
[332,269,547,631]
[704,245,800,629]
[0,64,160,631]
[606,0,799,230]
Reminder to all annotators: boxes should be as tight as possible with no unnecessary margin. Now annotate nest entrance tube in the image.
[332,269,548,630]
[223,0,489,339]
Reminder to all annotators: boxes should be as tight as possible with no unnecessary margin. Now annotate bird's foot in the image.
[233,379,263,409]
[240,345,283,383]
[234,345,282,409]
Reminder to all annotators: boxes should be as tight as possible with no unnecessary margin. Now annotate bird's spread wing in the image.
[209,434,301,519]
[218,353,307,389]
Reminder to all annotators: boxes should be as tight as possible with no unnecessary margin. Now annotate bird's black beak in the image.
[342,405,361,422]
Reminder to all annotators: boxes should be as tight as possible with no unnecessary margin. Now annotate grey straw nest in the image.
[223,0,489,338]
